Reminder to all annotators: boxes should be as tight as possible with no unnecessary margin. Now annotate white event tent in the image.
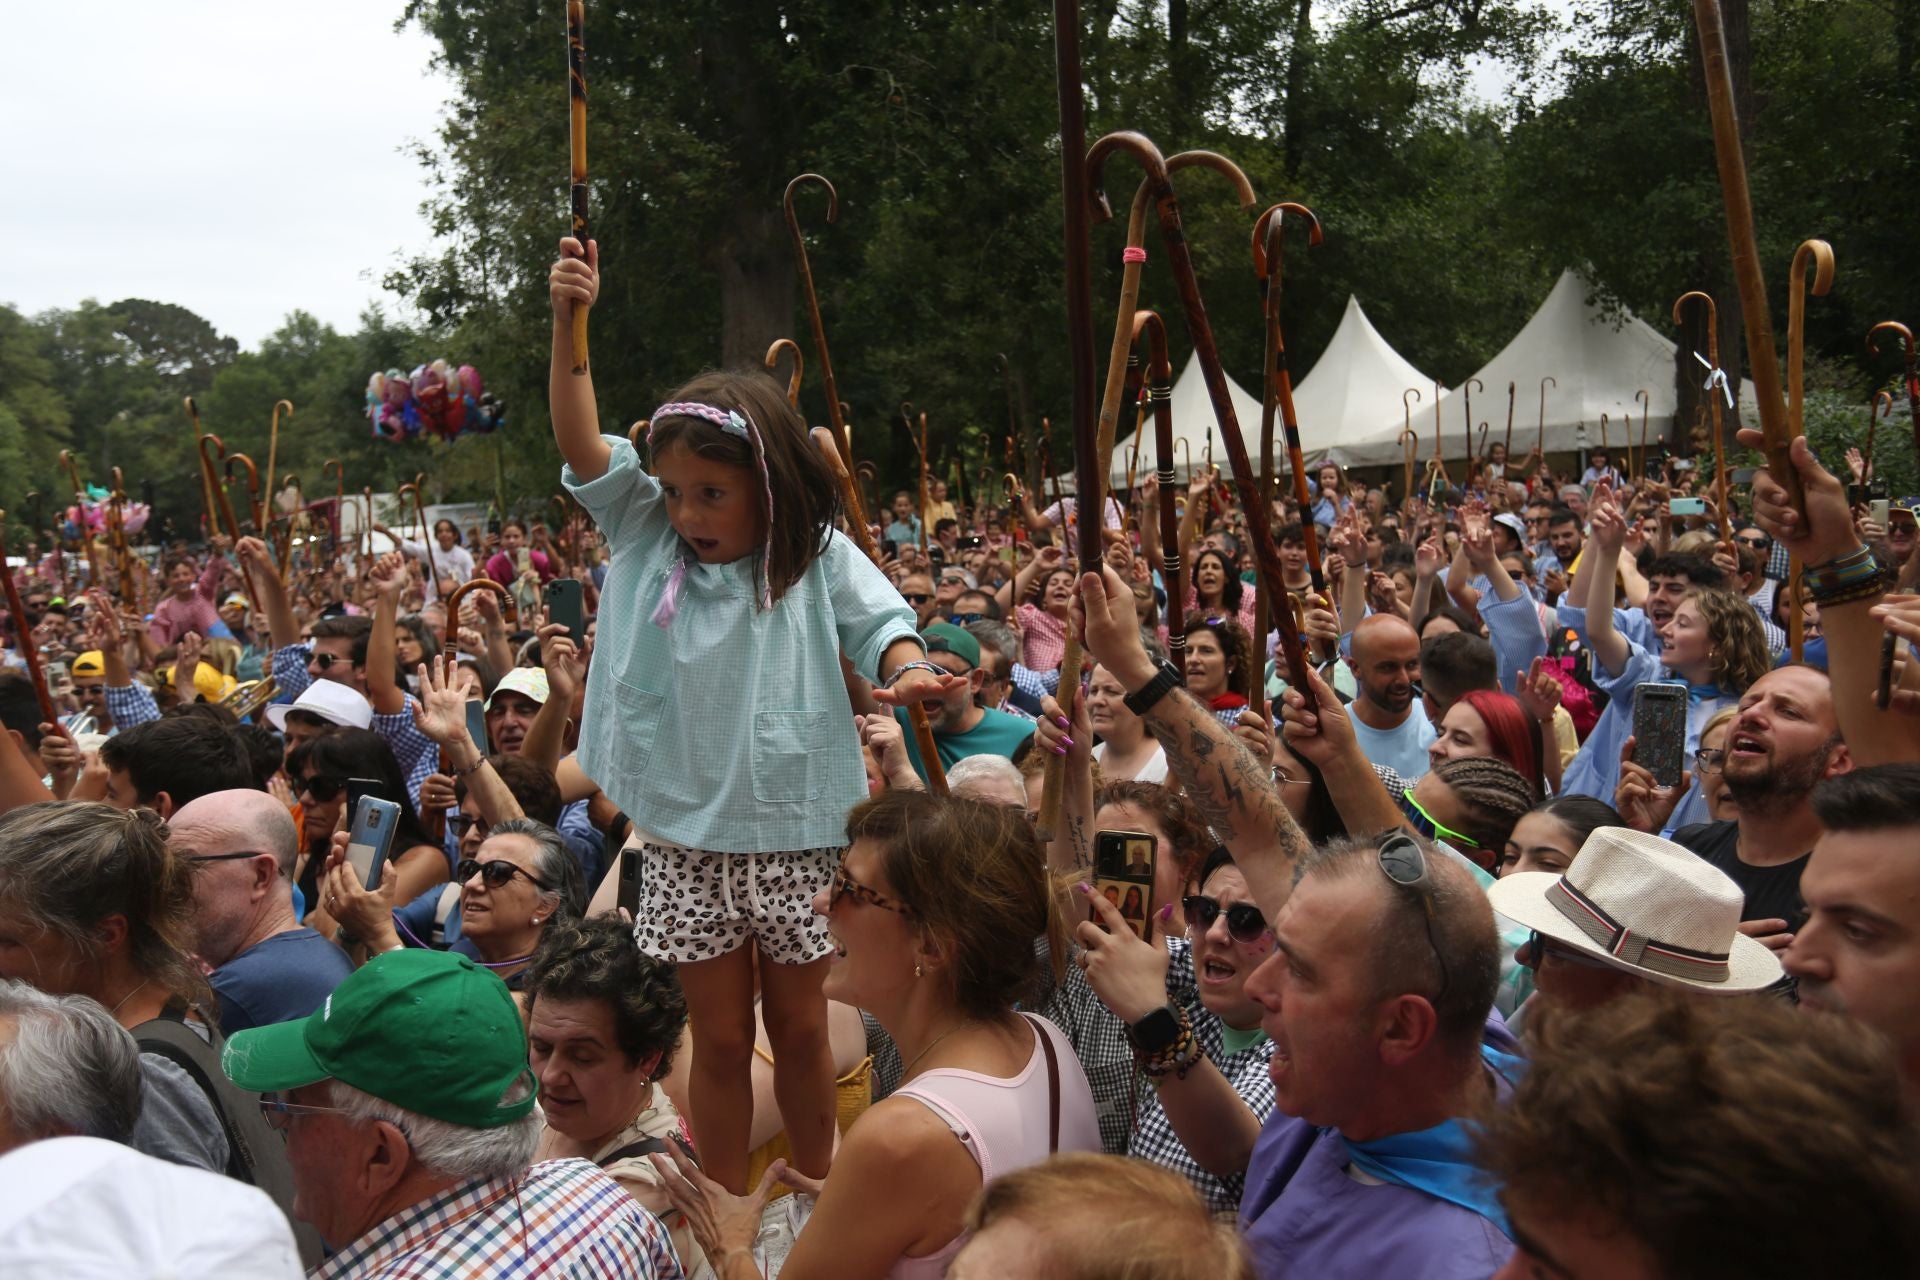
[1295,296,1445,468]
[1337,269,1757,468]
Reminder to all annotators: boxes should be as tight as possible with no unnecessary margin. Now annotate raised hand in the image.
[369,551,409,600]
[1514,656,1562,723]
[1613,735,1689,835]
[549,236,600,317]
[537,616,584,705]
[409,654,477,749]
[1736,429,1858,567]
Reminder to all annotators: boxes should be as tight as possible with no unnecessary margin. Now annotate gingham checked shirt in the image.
[1015,602,1069,673]
[313,1157,683,1280]
[274,645,438,816]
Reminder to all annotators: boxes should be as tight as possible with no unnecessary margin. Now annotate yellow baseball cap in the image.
[71,651,106,678]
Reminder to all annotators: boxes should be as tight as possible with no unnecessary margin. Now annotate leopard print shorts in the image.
[632,841,839,966]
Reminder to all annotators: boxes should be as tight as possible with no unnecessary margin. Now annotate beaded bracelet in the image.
[1802,544,1893,607]
[1136,1006,1201,1080]
[884,659,948,689]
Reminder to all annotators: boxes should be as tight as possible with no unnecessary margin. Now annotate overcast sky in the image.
[0,1,450,347]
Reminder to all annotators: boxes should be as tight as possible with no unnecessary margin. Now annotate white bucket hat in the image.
[1487,826,1783,992]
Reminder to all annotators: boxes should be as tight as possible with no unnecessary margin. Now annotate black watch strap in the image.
[1125,1004,1183,1054]
[1123,658,1183,717]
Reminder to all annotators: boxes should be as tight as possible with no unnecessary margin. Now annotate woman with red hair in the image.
[1427,688,1554,798]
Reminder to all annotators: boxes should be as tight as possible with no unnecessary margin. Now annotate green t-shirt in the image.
[897,705,1036,781]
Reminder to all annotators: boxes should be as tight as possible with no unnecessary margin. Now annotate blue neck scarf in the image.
[1658,674,1725,704]
[1340,1044,1525,1236]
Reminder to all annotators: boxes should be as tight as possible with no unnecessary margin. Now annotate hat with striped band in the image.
[1486,826,1782,992]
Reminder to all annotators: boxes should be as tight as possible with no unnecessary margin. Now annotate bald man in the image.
[170,790,353,1034]
[1345,613,1436,780]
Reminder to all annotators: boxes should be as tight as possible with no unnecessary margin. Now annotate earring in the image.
[914,963,923,978]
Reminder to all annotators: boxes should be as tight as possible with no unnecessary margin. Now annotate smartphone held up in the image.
[1092,830,1156,942]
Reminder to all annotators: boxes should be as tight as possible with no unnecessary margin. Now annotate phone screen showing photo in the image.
[1092,830,1156,942]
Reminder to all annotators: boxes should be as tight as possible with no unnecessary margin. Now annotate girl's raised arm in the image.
[549,237,614,482]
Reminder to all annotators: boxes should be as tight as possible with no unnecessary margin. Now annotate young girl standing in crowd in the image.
[547,237,957,1194]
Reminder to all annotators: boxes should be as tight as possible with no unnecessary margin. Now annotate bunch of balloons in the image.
[60,486,151,540]
[365,361,506,442]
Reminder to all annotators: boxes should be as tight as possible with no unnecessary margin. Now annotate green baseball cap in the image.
[922,621,980,670]
[221,949,536,1129]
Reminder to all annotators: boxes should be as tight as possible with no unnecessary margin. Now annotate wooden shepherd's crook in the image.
[183,397,219,538]
[1866,389,1894,479]
[1253,202,1325,599]
[764,339,804,408]
[1086,131,1317,715]
[565,0,590,374]
[224,452,263,534]
[810,426,948,795]
[1673,291,1732,542]
[1786,239,1834,664]
[1867,321,1920,465]
[0,510,60,731]
[1462,378,1483,466]
[785,174,852,472]
[901,403,931,556]
[1135,312,1185,675]
[1537,376,1556,456]
[1504,381,1516,459]
[323,458,345,573]
[58,449,103,589]
[1635,389,1652,480]
[1691,0,1804,521]
[265,399,292,537]
[1401,388,1422,499]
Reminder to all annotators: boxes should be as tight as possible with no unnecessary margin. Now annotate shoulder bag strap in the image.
[1025,1013,1060,1154]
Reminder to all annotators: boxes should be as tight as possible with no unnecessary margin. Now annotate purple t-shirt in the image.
[1238,1015,1520,1279]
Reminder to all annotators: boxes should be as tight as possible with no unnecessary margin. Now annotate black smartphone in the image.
[544,577,586,642]
[956,535,985,551]
[880,537,899,560]
[617,844,641,917]
[342,776,389,834]
[1632,683,1689,790]
[1092,830,1156,942]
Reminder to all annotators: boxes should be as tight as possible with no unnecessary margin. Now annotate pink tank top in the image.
[884,1014,1100,1278]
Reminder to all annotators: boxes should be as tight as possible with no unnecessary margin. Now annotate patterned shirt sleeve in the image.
[273,644,314,703]
[370,701,439,813]
[105,682,160,730]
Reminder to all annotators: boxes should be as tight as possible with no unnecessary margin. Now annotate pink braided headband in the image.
[645,401,776,621]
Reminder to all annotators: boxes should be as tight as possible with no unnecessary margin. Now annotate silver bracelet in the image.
[884,659,946,688]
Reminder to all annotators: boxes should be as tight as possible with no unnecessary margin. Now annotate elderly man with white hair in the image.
[170,788,354,1034]
[0,981,143,1155]
[223,949,682,1278]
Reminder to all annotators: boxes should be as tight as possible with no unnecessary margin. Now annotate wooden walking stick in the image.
[1867,321,1920,463]
[1401,388,1421,500]
[565,0,590,375]
[106,469,135,610]
[1462,377,1483,467]
[1253,202,1326,600]
[785,174,852,469]
[1635,389,1652,480]
[1785,239,1834,663]
[764,338,804,408]
[809,426,948,795]
[183,397,220,540]
[59,449,104,590]
[1600,413,1610,460]
[1504,381,1516,460]
[1691,0,1803,519]
[264,399,291,534]
[1087,131,1317,714]
[1135,311,1185,677]
[900,403,931,556]
[1866,389,1894,480]
[1674,291,1734,542]
[224,453,263,534]
[323,458,344,573]
[1538,375,1556,458]
[0,510,61,733]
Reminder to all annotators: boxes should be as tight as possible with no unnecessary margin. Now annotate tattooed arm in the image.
[1073,563,1312,918]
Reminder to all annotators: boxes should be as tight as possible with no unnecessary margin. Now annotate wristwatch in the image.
[1123,657,1184,717]
[1125,1004,1183,1055]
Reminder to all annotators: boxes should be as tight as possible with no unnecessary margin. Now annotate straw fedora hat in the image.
[1487,826,1782,992]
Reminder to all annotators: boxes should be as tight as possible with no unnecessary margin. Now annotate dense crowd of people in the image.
[0,237,1916,1278]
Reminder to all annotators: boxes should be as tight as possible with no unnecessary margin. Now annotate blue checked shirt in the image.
[565,435,918,853]
[275,645,436,814]
[104,682,160,731]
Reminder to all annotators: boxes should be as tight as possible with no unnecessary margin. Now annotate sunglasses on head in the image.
[1377,833,1451,1002]
[456,858,550,891]
[1181,894,1270,945]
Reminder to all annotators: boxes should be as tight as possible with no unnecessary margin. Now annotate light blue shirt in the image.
[1350,707,1437,781]
[565,435,918,853]
[1556,605,1729,832]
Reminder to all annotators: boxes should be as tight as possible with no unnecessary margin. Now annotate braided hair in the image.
[1432,756,1534,855]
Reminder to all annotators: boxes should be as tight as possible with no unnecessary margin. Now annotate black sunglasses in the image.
[311,651,346,670]
[298,774,345,804]
[1181,894,1270,945]
[1734,536,1770,549]
[947,612,984,626]
[1377,834,1451,1003]
[902,593,931,605]
[456,858,551,891]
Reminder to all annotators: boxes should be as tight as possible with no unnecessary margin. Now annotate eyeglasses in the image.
[1271,765,1312,787]
[298,774,345,804]
[1181,894,1270,945]
[187,850,270,869]
[829,864,911,916]
[456,858,551,891]
[1520,930,1617,973]
[1378,834,1451,1003]
[1693,747,1726,776]
[1402,793,1479,850]
[902,593,931,605]
[259,1094,350,1130]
